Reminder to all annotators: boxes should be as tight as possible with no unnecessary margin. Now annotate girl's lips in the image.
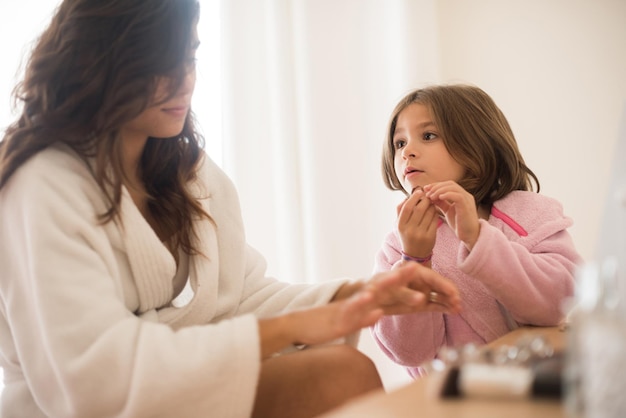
[404,169,423,181]
[404,165,423,175]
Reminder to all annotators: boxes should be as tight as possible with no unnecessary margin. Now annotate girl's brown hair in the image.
[0,0,206,255]
[382,84,540,207]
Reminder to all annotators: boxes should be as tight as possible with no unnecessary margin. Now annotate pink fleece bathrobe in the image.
[371,191,582,378]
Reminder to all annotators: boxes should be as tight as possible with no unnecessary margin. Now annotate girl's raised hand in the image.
[423,181,480,250]
[396,188,438,259]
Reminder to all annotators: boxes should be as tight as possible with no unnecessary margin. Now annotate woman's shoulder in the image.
[2,144,99,206]
[10,143,91,183]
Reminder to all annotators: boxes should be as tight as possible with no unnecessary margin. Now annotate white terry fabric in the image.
[0,144,347,418]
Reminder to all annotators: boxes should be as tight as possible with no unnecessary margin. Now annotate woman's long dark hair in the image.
[0,0,208,255]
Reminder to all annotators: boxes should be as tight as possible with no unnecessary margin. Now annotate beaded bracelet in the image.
[401,252,433,264]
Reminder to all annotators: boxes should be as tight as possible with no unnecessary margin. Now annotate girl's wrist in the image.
[401,251,433,264]
[462,222,481,251]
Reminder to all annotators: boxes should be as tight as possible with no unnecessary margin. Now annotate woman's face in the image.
[119,23,199,143]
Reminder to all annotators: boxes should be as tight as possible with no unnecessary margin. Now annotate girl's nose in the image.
[401,143,417,159]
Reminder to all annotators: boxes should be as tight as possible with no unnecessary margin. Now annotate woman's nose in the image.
[180,65,197,95]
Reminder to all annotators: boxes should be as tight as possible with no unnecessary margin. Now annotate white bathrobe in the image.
[0,144,347,418]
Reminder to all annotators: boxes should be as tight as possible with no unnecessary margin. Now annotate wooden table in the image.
[319,326,567,418]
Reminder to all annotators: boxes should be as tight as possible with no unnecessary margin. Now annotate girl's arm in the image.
[371,312,446,369]
[460,219,579,325]
[370,234,450,368]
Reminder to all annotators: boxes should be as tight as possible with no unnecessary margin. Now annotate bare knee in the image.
[253,345,382,418]
[317,345,382,392]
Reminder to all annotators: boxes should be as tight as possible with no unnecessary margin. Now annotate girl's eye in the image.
[423,132,438,141]
[393,139,406,150]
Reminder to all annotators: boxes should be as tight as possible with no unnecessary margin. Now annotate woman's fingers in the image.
[397,263,462,312]
[337,290,388,330]
[365,264,462,315]
[378,286,426,308]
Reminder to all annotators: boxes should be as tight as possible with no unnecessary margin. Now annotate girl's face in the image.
[393,103,465,194]
[119,24,199,144]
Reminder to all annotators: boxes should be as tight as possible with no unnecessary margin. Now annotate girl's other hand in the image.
[423,181,480,250]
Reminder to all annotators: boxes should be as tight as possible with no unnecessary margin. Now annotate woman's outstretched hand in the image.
[258,263,461,359]
[336,261,461,316]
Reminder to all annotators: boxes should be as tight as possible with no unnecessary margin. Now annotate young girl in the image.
[371,84,582,378]
[0,2,461,417]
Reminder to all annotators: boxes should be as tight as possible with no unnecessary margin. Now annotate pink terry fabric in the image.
[371,191,582,378]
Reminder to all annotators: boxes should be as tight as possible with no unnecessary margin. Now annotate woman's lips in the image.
[162,106,188,117]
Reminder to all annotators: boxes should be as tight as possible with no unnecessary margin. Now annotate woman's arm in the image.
[258,263,461,359]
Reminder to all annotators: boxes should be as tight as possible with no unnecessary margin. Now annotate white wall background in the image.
[0,2,58,130]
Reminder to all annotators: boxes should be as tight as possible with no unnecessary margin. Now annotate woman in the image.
[0,1,460,417]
